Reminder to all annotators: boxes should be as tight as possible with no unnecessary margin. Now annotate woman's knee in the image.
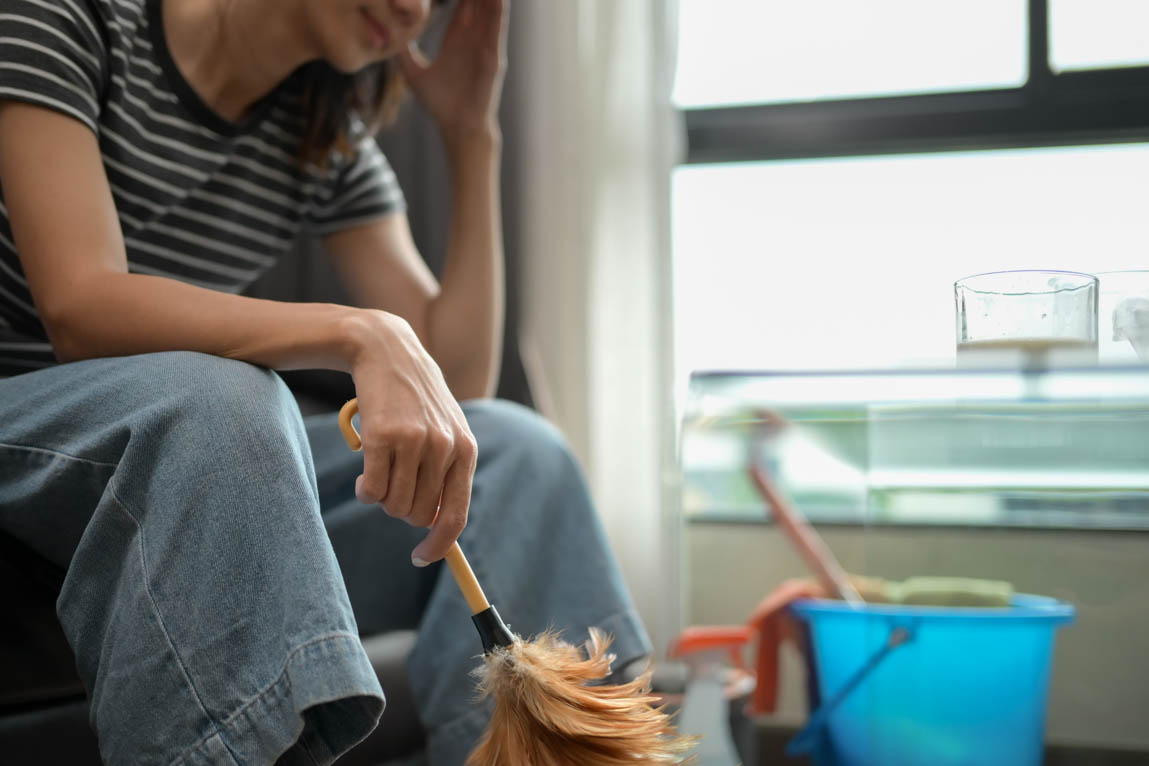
[462,399,583,485]
[156,351,288,406]
[139,352,305,457]
[112,354,320,544]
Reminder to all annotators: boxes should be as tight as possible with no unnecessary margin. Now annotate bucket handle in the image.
[786,624,914,757]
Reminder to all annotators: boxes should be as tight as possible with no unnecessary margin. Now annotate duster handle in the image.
[338,398,491,615]
[444,544,491,614]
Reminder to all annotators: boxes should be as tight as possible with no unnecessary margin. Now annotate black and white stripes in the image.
[0,0,404,376]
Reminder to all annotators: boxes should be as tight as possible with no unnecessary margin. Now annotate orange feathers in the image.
[467,628,697,765]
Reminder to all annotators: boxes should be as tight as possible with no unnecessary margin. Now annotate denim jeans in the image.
[0,352,649,765]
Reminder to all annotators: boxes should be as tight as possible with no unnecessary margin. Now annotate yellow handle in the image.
[337,397,364,451]
[443,543,490,615]
[337,399,491,615]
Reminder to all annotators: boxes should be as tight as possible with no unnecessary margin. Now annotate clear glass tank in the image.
[681,366,1149,530]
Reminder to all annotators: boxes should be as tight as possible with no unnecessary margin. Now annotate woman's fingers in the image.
[411,436,476,565]
[359,414,477,566]
[407,428,454,528]
[399,40,429,81]
[347,313,478,566]
[379,424,424,520]
[361,418,465,538]
[484,0,507,46]
[459,0,476,27]
[356,442,392,505]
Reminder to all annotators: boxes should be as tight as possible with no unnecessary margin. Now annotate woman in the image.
[0,0,649,763]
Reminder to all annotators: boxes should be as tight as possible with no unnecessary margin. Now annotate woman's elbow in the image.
[38,300,91,363]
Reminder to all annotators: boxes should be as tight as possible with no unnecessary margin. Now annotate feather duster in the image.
[468,628,697,765]
[339,399,696,765]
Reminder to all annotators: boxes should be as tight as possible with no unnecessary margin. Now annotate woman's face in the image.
[310,0,432,73]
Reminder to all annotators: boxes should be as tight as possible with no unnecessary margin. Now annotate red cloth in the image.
[744,579,831,716]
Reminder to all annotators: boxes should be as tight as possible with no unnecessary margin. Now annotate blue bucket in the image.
[789,595,1074,766]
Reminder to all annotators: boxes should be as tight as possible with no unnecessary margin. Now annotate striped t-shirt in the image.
[0,0,405,376]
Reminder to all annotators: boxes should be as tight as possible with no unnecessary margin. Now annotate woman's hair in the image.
[295,1,450,169]
[295,59,404,170]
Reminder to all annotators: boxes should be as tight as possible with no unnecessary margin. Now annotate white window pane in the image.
[1049,0,1149,73]
[672,145,1149,377]
[674,0,1027,108]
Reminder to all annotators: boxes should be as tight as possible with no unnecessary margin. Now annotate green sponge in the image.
[884,577,1013,608]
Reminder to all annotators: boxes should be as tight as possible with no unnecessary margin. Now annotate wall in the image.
[687,522,1149,750]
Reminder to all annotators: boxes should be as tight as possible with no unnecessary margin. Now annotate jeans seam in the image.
[217,632,364,730]
[0,440,119,469]
[103,483,241,766]
[169,632,367,765]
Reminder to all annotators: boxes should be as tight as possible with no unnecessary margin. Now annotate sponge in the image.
[884,577,1013,607]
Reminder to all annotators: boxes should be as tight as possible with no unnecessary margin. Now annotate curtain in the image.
[507,1,684,652]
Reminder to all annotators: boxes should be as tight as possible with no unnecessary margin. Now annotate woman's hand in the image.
[400,0,508,147]
[347,310,478,566]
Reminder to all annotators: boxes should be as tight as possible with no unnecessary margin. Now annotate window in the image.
[673,144,1149,374]
[1049,0,1149,72]
[673,0,1149,377]
[675,0,1027,107]
[672,0,1149,528]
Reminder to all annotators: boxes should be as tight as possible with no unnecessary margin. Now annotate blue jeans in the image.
[0,352,649,765]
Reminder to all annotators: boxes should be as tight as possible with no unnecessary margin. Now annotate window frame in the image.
[682,0,1149,164]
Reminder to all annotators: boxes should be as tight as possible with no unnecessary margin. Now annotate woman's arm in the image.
[324,0,508,402]
[323,134,503,401]
[0,102,359,371]
[0,101,475,565]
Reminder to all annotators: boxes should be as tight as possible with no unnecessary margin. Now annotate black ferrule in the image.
[471,606,516,652]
